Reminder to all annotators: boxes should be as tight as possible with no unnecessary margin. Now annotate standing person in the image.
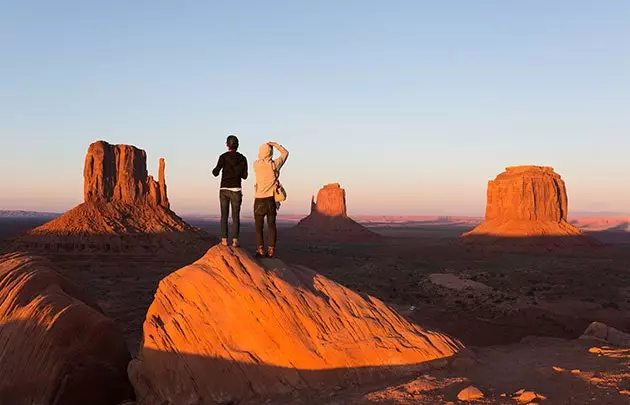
[212,135,248,247]
[253,141,289,258]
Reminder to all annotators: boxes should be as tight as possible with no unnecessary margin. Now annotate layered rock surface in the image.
[0,252,133,405]
[463,166,595,245]
[129,245,461,404]
[291,183,379,241]
[18,140,208,252]
[485,166,568,223]
[84,141,169,208]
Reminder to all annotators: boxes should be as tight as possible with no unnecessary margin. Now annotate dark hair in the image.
[226,135,239,151]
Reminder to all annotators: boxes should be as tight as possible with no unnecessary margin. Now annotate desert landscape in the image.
[2,3,629,404]
[1,140,630,405]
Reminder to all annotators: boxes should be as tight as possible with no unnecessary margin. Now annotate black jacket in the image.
[212,151,248,188]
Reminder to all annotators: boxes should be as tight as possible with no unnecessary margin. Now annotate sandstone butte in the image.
[0,252,133,405]
[18,140,208,252]
[291,183,380,241]
[463,166,597,245]
[129,245,462,404]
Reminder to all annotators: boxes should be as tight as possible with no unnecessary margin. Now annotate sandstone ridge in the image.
[0,252,133,405]
[17,140,209,252]
[129,245,462,404]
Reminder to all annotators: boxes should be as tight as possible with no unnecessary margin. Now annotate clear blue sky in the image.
[1,1,629,216]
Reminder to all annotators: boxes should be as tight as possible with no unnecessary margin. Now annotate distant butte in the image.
[83,141,170,208]
[17,140,210,253]
[462,166,599,247]
[290,183,380,241]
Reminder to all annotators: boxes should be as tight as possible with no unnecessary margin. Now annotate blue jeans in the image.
[219,190,242,240]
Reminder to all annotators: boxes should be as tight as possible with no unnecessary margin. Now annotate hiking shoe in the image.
[232,239,239,247]
[267,247,275,258]
[255,247,265,258]
[221,238,228,246]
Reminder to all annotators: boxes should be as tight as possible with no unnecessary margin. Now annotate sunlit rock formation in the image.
[129,245,461,404]
[17,140,209,253]
[463,166,598,247]
[291,183,379,241]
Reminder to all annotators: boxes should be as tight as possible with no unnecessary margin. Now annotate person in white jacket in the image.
[253,141,289,258]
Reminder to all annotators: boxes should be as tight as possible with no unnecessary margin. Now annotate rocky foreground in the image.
[129,245,461,404]
[2,244,630,404]
[0,252,132,405]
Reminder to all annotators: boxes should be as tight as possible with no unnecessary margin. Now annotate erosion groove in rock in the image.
[129,245,461,404]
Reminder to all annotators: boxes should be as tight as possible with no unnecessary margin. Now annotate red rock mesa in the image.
[312,182,347,216]
[83,141,170,207]
[291,183,379,241]
[18,141,208,252]
[463,166,597,246]
[0,252,133,405]
[129,246,461,404]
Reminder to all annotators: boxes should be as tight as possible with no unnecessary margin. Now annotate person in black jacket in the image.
[212,135,248,246]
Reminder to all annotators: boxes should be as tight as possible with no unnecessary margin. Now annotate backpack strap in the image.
[271,160,280,184]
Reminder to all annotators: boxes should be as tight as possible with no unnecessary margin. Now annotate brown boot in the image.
[255,246,265,258]
[267,247,275,258]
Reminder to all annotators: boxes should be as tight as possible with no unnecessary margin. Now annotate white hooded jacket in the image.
[253,142,289,199]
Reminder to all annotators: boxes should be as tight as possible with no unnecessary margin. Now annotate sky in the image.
[1,1,629,216]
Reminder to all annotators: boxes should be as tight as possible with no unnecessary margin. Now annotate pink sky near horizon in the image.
[2,148,629,217]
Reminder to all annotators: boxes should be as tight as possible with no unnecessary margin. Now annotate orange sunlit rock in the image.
[129,245,462,404]
[485,166,568,223]
[0,252,132,405]
[313,183,347,217]
[84,140,169,208]
[463,166,597,245]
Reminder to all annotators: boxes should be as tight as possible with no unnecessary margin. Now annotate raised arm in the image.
[270,142,289,170]
[212,155,224,177]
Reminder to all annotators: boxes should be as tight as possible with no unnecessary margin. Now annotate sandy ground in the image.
[2,217,630,403]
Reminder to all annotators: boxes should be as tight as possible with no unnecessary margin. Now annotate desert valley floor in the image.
[2,216,630,404]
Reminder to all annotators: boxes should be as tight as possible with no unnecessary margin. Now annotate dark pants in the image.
[254,197,277,248]
[220,190,242,240]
